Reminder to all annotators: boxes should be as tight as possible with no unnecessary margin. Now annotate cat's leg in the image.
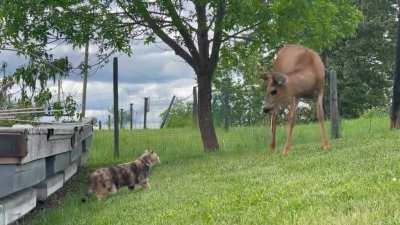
[141,178,150,189]
[82,176,97,202]
[127,175,136,191]
[95,188,108,200]
[110,183,118,194]
[96,180,115,199]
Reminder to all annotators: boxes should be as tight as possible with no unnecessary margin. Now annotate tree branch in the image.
[195,1,209,65]
[207,14,216,31]
[160,0,200,62]
[118,0,195,66]
[209,0,226,74]
[219,21,262,43]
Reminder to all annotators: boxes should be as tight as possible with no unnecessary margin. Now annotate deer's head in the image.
[262,71,290,113]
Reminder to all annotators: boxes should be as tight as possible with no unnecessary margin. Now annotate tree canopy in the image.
[328,0,396,118]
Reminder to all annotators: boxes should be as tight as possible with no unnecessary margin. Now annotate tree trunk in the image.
[391,10,400,129]
[197,74,219,151]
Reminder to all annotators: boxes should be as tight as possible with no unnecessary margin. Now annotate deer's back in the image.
[273,44,325,96]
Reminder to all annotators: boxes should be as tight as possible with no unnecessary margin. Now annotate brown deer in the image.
[262,44,330,155]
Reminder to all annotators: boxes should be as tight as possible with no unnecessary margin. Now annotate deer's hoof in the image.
[282,147,290,156]
[323,143,331,151]
[269,143,276,152]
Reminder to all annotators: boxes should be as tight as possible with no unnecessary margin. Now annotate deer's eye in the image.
[270,90,277,95]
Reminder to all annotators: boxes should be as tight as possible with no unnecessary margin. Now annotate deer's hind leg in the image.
[316,93,330,150]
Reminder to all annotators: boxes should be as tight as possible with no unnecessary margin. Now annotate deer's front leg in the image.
[282,98,299,156]
[269,111,278,152]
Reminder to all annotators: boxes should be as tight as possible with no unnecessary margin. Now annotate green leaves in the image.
[13,56,67,91]
[0,0,132,57]
[224,0,362,54]
[34,88,52,107]
[328,0,396,118]
[0,0,133,115]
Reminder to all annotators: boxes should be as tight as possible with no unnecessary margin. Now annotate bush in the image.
[361,107,388,119]
[160,100,193,128]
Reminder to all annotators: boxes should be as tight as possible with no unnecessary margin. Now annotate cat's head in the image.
[140,149,161,166]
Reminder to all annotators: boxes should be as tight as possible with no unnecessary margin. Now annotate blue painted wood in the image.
[0,188,36,225]
[0,160,45,198]
[35,173,64,201]
[0,120,95,224]
[45,152,71,177]
[70,142,82,163]
[0,132,26,158]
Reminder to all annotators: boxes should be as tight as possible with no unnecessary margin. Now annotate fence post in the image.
[144,97,149,129]
[99,120,102,130]
[160,95,176,129]
[81,40,89,120]
[120,108,124,129]
[222,85,230,131]
[113,57,119,158]
[193,86,198,127]
[108,115,111,130]
[329,70,340,139]
[130,103,133,130]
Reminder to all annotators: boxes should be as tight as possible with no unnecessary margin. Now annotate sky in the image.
[0,41,196,128]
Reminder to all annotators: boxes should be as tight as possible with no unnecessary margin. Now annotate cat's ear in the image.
[150,150,154,154]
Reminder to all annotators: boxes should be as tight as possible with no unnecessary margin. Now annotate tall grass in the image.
[90,116,395,167]
[29,116,400,225]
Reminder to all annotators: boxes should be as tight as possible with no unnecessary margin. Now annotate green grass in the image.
[29,117,400,225]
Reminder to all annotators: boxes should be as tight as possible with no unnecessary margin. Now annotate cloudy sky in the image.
[0,41,196,128]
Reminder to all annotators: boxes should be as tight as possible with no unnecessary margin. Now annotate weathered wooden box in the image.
[0,119,94,225]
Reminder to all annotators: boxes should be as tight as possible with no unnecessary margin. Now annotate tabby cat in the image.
[82,150,160,201]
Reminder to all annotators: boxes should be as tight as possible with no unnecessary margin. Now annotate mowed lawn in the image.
[29,117,400,225]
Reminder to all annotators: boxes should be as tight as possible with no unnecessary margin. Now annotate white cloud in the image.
[0,41,197,128]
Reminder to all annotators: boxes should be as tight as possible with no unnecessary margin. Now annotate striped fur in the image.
[82,150,160,201]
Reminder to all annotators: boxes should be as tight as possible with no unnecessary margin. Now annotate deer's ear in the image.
[272,72,287,86]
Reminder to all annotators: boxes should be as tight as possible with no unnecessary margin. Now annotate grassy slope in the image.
[30,117,400,225]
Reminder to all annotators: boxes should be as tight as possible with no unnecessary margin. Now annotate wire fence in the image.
[95,90,194,130]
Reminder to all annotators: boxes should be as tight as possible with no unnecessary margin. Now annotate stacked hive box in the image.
[0,119,94,225]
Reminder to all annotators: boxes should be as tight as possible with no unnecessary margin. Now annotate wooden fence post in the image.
[108,115,111,130]
[120,108,124,129]
[81,40,89,120]
[113,57,119,158]
[193,86,198,127]
[329,70,340,139]
[99,120,102,130]
[222,86,230,131]
[160,95,176,129]
[144,97,149,129]
[130,103,133,130]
